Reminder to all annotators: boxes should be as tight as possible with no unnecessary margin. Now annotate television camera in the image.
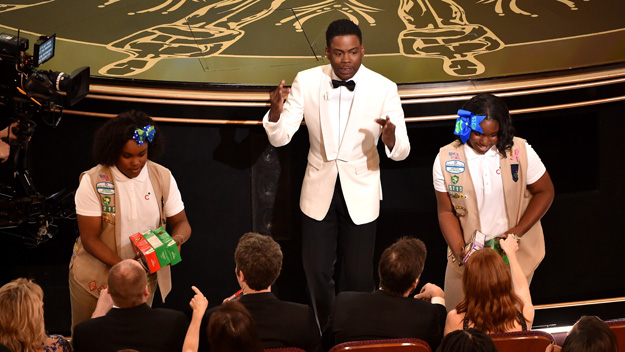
[0,31,89,247]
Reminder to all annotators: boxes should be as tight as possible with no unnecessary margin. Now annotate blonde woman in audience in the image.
[445,236,533,334]
[0,278,72,352]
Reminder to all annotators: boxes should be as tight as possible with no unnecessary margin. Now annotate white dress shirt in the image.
[328,69,360,158]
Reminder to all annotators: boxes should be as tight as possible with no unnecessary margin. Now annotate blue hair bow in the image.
[133,125,155,146]
[454,109,485,144]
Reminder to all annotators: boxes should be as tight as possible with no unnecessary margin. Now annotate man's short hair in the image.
[326,19,362,47]
[108,260,147,308]
[234,232,283,291]
[378,237,427,296]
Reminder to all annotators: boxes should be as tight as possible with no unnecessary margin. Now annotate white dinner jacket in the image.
[263,64,410,225]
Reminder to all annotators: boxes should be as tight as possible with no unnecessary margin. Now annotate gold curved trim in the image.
[405,95,625,122]
[87,66,625,105]
[400,66,625,99]
[62,110,263,125]
[65,95,625,125]
[402,77,625,105]
[535,296,625,310]
[86,93,270,107]
[86,75,625,110]
[89,84,270,102]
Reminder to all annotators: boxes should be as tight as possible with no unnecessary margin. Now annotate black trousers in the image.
[302,178,376,330]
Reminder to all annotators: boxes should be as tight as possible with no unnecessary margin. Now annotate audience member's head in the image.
[457,248,525,333]
[207,300,263,352]
[437,328,498,352]
[108,259,149,308]
[562,316,619,352]
[234,232,283,291]
[378,237,427,297]
[0,278,47,352]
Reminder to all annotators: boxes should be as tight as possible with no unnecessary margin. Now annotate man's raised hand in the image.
[375,116,396,151]
[269,80,290,122]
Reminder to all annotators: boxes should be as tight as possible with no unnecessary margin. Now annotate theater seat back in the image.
[488,330,554,352]
[329,338,431,352]
[606,319,625,352]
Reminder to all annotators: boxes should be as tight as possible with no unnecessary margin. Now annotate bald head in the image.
[108,259,148,308]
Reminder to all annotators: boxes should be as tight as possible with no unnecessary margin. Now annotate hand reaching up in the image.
[189,286,208,318]
[269,80,290,122]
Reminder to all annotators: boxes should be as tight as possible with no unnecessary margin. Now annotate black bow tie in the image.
[331,79,356,91]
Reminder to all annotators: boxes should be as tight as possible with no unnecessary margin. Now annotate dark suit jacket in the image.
[323,290,446,351]
[72,303,188,352]
[201,292,322,352]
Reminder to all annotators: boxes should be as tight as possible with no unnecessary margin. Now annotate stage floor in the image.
[1,0,624,87]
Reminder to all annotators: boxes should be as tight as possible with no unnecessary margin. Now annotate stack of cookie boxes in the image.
[130,227,182,273]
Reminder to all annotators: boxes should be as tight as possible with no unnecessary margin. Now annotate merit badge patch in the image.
[511,164,519,182]
[98,174,111,182]
[103,196,111,205]
[88,281,97,291]
[448,185,463,192]
[445,160,465,174]
[510,148,521,162]
[96,182,115,195]
[102,213,115,225]
[454,205,467,216]
[451,175,459,184]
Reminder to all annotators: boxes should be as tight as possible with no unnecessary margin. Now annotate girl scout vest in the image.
[69,161,171,299]
[439,137,545,276]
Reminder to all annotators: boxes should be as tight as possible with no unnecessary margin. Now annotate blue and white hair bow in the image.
[133,125,155,146]
[454,109,486,144]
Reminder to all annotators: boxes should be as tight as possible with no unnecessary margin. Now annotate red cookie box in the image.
[130,232,162,273]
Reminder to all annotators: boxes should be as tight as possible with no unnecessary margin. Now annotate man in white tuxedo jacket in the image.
[262,19,410,328]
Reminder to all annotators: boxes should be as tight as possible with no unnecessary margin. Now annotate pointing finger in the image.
[191,286,204,296]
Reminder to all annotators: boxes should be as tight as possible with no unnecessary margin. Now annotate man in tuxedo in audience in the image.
[72,259,188,352]
[323,237,446,351]
[201,232,322,352]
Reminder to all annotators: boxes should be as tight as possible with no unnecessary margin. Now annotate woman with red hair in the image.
[444,236,534,334]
